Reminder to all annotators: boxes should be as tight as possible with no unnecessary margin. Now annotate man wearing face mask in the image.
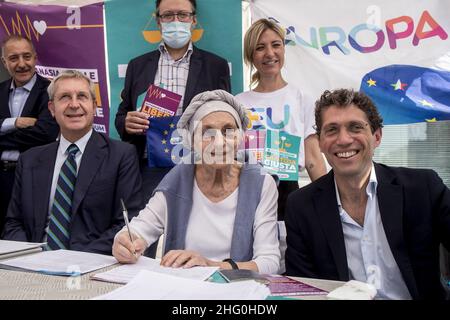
[115,0,231,216]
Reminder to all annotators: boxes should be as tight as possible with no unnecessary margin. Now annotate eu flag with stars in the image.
[146,116,182,168]
[360,64,450,125]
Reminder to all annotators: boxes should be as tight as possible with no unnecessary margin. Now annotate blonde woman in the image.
[236,18,326,220]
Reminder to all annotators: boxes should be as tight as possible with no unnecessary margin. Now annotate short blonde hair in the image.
[47,70,96,101]
[243,18,285,86]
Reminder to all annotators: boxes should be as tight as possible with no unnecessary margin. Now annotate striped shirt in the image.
[154,42,193,115]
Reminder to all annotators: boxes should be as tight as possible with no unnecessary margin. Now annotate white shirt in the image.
[47,130,93,223]
[124,174,281,274]
[335,164,412,299]
[235,84,316,168]
[0,74,37,161]
[154,42,193,115]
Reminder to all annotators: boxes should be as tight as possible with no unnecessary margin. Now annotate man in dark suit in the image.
[115,0,231,199]
[285,89,450,300]
[0,35,59,234]
[3,70,143,255]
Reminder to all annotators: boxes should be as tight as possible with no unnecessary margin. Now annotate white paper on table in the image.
[0,240,45,255]
[0,249,117,275]
[91,256,218,284]
[326,280,377,300]
[94,269,270,300]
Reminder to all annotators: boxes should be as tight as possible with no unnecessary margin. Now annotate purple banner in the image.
[0,2,109,134]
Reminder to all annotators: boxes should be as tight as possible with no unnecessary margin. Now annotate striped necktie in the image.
[47,144,79,250]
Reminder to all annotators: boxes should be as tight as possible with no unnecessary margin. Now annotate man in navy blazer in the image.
[3,70,143,255]
[285,89,450,300]
[0,35,59,234]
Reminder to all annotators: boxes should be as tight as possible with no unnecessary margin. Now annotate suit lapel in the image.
[313,171,349,280]
[183,47,202,110]
[144,52,158,90]
[32,142,58,240]
[71,132,107,214]
[375,163,419,298]
[0,79,12,118]
[20,75,45,116]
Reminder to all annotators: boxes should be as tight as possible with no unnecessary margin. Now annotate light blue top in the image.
[1,74,37,161]
[335,164,412,300]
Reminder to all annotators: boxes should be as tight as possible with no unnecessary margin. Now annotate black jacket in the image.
[0,74,59,152]
[115,46,231,158]
[285,163,450,299]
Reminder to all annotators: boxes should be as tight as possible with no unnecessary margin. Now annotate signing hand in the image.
[112,231,147,264]
[161,250,216,269]
[125,111,150,135]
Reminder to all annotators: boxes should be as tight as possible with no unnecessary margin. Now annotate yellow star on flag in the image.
[391,79,407,91]
[420,99,433,107]
[161,139,167,145]
[169,123,175,129]
[164,148,169,153]
[366,78,376,87]
[163,130,169,135]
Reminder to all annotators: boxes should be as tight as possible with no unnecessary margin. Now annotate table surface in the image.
[0,265,344,300]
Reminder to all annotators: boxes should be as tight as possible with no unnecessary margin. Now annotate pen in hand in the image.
[120,198,137,257]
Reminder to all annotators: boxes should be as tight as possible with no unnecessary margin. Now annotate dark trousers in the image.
[140,162,172,258]
[0,167,16,237]
[277,180,299,221]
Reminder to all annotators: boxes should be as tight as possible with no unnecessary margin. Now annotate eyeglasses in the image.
[321,121,370,138]
[201,128,239,141]
[157,11,195,22]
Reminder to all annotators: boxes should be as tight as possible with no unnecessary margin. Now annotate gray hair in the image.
[1,34,36,58]
[47,70,96,101]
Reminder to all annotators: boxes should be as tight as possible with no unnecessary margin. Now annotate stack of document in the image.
[91,256,218,283]
[94,270,271,300]
[0,249,117,276]
[0,240,45,260]
[327,280,377,300]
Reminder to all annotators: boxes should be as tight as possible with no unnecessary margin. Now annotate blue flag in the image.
[146,116,182,168]
[360,64,450,125]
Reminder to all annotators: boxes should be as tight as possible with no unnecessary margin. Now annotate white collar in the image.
[9,73,37,92]
[58,129,93,156]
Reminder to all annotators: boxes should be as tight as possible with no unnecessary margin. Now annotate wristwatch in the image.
[223,258,239,270]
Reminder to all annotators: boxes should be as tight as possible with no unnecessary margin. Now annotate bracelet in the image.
[222,258,239,270]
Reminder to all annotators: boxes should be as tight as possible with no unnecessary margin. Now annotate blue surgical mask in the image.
[161,21,192,49]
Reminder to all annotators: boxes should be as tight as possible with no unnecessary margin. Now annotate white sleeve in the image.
[252,175,281,274]
[301,91,316,139]
[118,191,167,249]
[0,117,17,134]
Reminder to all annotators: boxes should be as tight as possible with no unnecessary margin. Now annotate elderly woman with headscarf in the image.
[112,90,280,274]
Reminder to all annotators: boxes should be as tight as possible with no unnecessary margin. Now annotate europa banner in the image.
[250,0,450,125]
[0,1,110,134]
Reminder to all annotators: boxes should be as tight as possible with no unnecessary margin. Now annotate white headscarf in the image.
[177,90,249,148]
